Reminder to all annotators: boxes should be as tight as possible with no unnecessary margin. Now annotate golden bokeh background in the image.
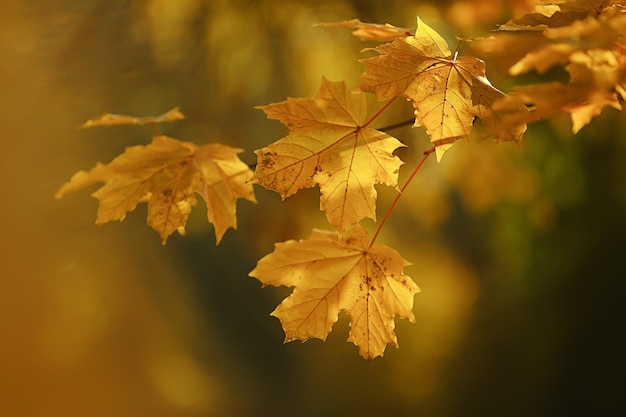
[1,0,624,416]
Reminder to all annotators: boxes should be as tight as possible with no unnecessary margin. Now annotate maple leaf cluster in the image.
[358,17,528,161]
[477,0,626,131]
[57,0,625,360]
[251,78,418,359]
[250,16,533,358]
[56,109,256,244]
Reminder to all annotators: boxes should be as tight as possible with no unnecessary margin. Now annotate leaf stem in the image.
[377,119,415,132]
[151,123,161,136]
[368,146,435,249]
[362,96,397,128]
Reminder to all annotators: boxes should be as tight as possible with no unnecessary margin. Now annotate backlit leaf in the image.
[253,78,405,233]
[80,107,185,128]
[360,17,527,160]
[56,135,255,244]
[316,19,411,41]
[498,0,612,31]
[249,225,419,360]
[485,4,626,132]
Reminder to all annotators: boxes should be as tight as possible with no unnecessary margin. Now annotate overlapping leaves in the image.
[56,111,255,244]
[360,17,527,160]
[479,0,626,132]
[498,0,612,31]
[59,3,626,360]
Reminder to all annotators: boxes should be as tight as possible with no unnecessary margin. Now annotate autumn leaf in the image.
[253,78,405,233]
[249,225,419,360]
[499,50,624,132]
[56,135,255,244]
[472,2,622,72]
[482,3,626,132]
[508,8,626,76]
[316,19,411,41]
[498,0,612,31]
[360,17,527,161]
[80,107,185,128]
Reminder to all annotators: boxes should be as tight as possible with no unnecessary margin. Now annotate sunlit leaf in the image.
[498,0,612,31]
[56,135,255,244]
[253,78,405,233]
[360,17,527,160]
[81,107,185,128]
[249,225,419,360]
[316,19,411,41]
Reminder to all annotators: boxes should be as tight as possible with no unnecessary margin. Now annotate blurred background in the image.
[1,0,625,416]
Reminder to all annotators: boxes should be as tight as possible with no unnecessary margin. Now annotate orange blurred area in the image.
[0,1,255,416]
[1,1,625,416]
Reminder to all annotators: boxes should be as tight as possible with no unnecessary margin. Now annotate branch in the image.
[368,146,435,248]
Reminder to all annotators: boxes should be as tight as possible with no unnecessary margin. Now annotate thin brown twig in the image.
[363,97,398,127]
[368,146,435,249]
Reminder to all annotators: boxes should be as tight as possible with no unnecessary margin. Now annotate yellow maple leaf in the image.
[253,78,405,233]
[80,107,185,128]
[508,9,626,76]
[360,17,527,161]
[56,135,256,244]
[468,1,625,132]
[496,48,624,133]
[498,0,612,31]
[249,225,419,360]
[316,19,411,41]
